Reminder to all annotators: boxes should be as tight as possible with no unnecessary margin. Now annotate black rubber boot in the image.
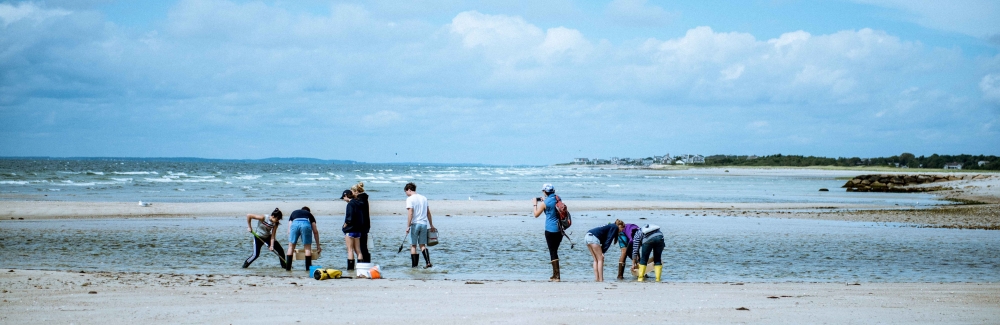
[242,261,250,268]
[617,262,626,280]
[411,254,419,268]
[550,259,561,282]
[347,259,355,270]
[285,255,293,271]
[421,249,432,268]
[305,256,312,272]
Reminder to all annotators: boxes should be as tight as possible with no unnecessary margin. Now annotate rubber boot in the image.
[285,255,293,271]
[654,265,662,282]
[347,259,355,270]
[550,259,560,282]
[242,261,250,268]
[637,265,647,282]
[304,256,312,272]
[616,262,625,280]
[411,254,419,268]
[421,249,432,268]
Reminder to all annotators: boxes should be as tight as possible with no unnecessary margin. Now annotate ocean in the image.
[0,158,936,206]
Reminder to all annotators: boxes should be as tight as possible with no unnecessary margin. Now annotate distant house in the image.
[944,162,963,170]
[642,158,654,166]
[611,157,620,165]
[675,159,686,165]
[573,158,590,164]
[747,155,758,160]
[979,161,989,167]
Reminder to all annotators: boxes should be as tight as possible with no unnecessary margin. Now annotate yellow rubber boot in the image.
[654,265,662,282]
[637,265,646,282]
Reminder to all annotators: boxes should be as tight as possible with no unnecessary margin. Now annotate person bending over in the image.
[243,208,288,269]
[584,221,620,282]
[286,207,321,272]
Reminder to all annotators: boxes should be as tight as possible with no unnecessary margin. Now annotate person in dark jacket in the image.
[341,189,364,270]
[584,221,620,282]
[353,182,372,263]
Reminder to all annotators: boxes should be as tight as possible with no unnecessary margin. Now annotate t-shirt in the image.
[406,193,429,225]
[289,209,316,223]
[543,194,559,232]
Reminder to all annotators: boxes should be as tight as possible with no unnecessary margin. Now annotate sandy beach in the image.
[2,169,998,323]
[2,269,998,324]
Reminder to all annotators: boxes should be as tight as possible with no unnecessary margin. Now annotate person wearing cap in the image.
[341,189,364,271]
[532,183,562,281]
[285,207,321,271]
[631,224,665,282]
[404,182,435,268]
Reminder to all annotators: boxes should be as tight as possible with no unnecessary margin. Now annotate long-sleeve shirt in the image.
[632,228,663,260]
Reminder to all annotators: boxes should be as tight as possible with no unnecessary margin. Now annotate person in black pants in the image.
[243,208,287,269]
[353,182,372,263]
[532,183,562,282]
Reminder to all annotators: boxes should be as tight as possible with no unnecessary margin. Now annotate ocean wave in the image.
[355,176,377,180]
[167,172,188,176]
[113,171,157,175]
[370,181,392,184]
[231,175,261,180]
[86,171,105,175]
[143,177,222,183]
[111,178,133,182]
[302,177,330,181]
[0,180,29,185]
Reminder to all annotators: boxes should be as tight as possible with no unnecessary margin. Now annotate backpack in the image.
[554,195,572,229]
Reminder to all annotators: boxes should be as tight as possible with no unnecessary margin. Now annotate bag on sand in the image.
[427,228,439,246]
[554,195,572,229]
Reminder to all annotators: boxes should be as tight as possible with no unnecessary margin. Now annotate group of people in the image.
[243,181,663,282]
[533,183,665,282]
[242,182,434,272]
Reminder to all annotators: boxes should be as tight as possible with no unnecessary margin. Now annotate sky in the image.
[1,0,998,165]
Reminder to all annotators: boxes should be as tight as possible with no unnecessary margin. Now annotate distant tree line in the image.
[703,153,1000,170]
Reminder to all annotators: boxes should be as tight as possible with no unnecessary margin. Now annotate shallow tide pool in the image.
[1,212,997,282]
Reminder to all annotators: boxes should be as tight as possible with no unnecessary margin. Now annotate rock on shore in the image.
[842,174,994,193]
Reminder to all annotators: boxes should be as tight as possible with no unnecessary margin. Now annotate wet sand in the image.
[1,269,998,324]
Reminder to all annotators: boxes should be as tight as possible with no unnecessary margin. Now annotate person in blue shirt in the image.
[532,183,561,282]
[584,221,620,282]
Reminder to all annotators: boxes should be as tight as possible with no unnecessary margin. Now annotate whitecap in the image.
[113,171,155,175]
[111,178,133,182]
[232,175,261,180]
[0,181,29,185]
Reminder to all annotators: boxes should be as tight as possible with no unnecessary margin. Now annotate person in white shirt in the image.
[404,182,435,268]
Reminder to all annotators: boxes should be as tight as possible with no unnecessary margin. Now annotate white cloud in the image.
[0,2,70,27]
[981,74,1000,103]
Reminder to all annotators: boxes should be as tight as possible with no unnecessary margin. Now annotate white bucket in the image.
[356,262,373,277]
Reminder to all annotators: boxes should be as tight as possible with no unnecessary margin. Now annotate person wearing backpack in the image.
[532,183,562,282]
[584,222,620,282]
[631,224,665,282]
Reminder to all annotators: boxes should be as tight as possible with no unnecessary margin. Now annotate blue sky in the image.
[1,0,998,164]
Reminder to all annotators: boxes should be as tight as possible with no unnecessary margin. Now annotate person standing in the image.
[285,207,321,272]
[404,182,435,268]
[353,182,372,263]
[631,224,665,282]
[584,222,620,282]
[532,183,562,282]
[615,220,641,280]
[341,189,364,270]
[243,208,288,269]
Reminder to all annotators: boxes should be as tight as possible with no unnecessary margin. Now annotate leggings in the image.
[639,235,664,265]
[245,236,288,268]
[544,231,562,261]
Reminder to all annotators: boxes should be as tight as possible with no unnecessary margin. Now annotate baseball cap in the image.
[542,183,554,193]
[340,189,353,199]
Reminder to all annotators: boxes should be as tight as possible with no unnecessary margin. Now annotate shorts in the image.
[290,220,313,245]
[584,233,600,245]
[409,223,428,245]
[346,232,361,238]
